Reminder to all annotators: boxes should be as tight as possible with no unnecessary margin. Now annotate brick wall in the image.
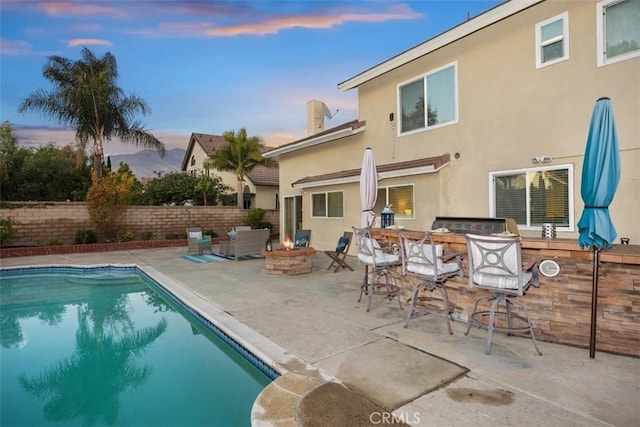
[0,202,279,246]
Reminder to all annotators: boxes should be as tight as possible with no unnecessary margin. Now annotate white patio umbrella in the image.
[360,148,378,228]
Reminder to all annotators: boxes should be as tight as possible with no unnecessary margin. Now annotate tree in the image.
[0,121,28,200]
[1,122,91,201]
[204,128,276,209]
[86,165,137,241]
[20,144,91,201]
[139,171,230,206]
[18,47,165,179]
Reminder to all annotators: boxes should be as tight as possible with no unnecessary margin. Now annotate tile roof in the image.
[246,164,279,186]
[263,119,366,158]
[181,132,279,187]
[291,153,450,187]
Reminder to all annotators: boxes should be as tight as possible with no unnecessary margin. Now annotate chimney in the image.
[306,99,329,136]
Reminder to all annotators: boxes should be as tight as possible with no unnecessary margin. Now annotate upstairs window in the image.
[398,62,458,135]
[490,165,574,231]
[597,0,640,66]
[536,12,569,68]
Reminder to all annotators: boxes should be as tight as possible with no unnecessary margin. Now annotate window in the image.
[490,165,574,231]
[535,12,569,68]
[373,185,414,219]
[597,0,640,66]
[398,62,457,134]
[311,191,343,218]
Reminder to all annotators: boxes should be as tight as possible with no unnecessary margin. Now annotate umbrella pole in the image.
[589,247,600,359]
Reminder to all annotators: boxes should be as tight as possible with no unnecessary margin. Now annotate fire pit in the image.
[261,246,316,275]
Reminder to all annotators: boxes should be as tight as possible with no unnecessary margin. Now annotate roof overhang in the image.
[292,154,450,189]
[263,123,365,158]
[338,0,542,91]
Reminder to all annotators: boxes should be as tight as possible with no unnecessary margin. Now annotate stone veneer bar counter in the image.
[372,228,640,357]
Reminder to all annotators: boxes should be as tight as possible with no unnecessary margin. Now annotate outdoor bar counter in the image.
[371,228,640,357]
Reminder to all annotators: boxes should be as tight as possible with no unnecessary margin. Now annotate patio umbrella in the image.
[577,97,620,359]
[360,148,378,228]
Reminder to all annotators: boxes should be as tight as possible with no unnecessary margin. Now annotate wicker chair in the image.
[186,228,212,255]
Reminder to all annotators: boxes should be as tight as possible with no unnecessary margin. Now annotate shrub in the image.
[165,232,182,240]
[245,208,266,229]
[141,231,153,241]
[0,217,19,247]
[43,238,63,246]
[75,229,97,244]
[120,231,134,242]
[203,229,218,238]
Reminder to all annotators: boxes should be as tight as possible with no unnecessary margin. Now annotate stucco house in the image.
[264,0,639,251]
[181,132,279,210]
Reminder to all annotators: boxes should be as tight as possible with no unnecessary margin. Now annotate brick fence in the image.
[0,202,279,247]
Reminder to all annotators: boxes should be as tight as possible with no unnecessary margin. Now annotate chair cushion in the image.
[295,235,308,247]
[404,241,444,268]
[227,231,237,240]
[407,261,460,277]
[358,252,399,266]
[336,236,349,253]
[361,237,381,255]
[473,271,533,290]
[189,231,203,240]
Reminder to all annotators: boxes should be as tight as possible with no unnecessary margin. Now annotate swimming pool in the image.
[0,265,278,426]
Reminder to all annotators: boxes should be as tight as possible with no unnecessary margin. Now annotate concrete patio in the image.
[1,246,638,426]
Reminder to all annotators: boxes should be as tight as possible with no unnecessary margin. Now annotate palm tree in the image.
[204,128,276,208]
[18,47,165,179]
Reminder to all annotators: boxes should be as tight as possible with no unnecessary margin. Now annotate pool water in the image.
[0,267,274,427]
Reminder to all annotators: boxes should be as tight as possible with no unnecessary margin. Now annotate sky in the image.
[0,0,502,155]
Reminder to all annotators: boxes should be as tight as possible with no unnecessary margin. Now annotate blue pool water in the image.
[0,266,276,427]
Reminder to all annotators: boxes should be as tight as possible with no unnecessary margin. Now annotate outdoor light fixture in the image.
[531,156,553,164]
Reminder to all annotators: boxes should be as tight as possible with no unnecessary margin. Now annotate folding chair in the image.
[294,229,311,247]
[325,231,354,272]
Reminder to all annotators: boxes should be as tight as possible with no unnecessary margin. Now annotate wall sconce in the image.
[531,156,552,164]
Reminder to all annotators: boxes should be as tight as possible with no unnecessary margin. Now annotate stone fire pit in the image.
[261,246,317,275]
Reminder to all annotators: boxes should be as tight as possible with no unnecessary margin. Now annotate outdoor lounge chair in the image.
[464,233,542,355]
[325,231,354,272]
[294,229,311,247]
[353,227,402,312]
[186,227,212,255]
[399,231,463,335]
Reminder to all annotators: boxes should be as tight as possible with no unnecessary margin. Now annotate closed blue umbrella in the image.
[577,97,620,358]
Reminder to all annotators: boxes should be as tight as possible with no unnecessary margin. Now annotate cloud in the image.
[35,1,128,18]
[204,4,422,37]
[132,2,421,38]
[67,39,113,47]
[0,38,33,55]
[13,124,189,156]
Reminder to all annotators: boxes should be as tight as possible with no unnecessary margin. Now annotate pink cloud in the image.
[36,1,127,17]
[0,38,32,55]
[67,39,113,47]
[204,4,422,37]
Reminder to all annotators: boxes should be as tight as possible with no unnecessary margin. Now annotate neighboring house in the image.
[181,132,279,209]
[264,0,639,251]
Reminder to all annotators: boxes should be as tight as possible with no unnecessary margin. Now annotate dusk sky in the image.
[1,0,501,155]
